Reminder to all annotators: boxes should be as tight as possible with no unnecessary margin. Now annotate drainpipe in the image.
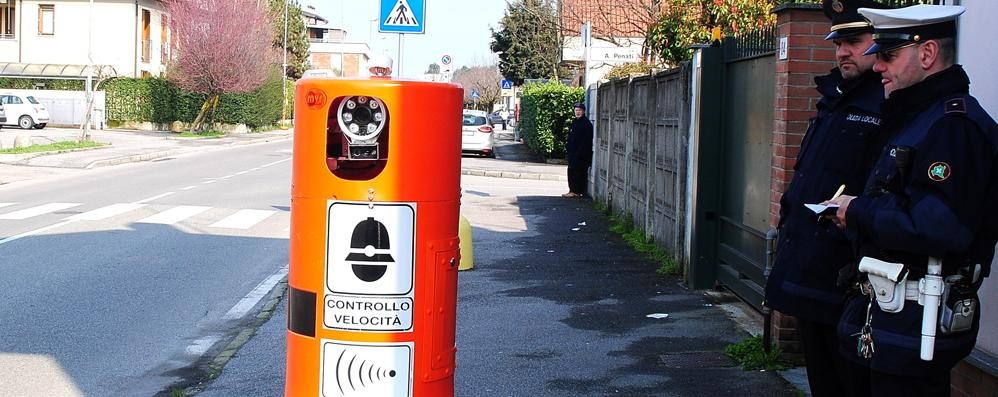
[134,0,139,77]
[18,0,23,62]
[762,227,778,353]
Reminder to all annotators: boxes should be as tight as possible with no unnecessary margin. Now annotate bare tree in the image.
[451,65,502,111]
[164,0,277,131]
[559,0,662,46]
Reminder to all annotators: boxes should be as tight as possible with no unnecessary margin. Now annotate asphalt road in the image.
[0,140,293,396]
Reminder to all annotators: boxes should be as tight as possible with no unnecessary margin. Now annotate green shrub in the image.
[0,78,85,90]
[604,62,656,81]
[103,72,285,128]
[518,81,583,158]
[724,336,789,371]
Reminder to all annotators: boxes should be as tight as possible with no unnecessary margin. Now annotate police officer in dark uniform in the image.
[826,5,998,396]
[764,2,889,395]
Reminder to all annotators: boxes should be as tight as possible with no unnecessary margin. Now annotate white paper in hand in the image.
[805,203,839,216]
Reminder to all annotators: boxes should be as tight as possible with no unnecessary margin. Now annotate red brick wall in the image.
[770,5,836,229]
[769,4,835,356]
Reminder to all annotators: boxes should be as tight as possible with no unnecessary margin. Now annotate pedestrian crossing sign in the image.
[379,0,425,34]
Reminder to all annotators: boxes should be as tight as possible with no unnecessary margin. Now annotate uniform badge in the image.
[928,162,951,182]
[832,0,844,13]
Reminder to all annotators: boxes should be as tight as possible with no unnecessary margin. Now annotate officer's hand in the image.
[821,195,855,229]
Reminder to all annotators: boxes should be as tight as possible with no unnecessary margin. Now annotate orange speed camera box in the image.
[286,75,463,397]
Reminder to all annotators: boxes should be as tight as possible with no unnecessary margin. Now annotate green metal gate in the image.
[690,28,776,311]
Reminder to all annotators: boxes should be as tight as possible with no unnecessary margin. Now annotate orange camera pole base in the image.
[286,77,463,397]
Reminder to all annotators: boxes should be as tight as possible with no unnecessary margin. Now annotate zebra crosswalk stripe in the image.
[67,203,147,221]
[137,205,211,225]
[0,203,82,220]
[209,209,277,229]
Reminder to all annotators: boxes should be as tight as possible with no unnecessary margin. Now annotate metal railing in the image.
[725,25,777,62]
[141,39,151,62]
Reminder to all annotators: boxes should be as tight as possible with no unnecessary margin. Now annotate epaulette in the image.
[944,98,967,115]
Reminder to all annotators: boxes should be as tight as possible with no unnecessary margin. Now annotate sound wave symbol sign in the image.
[335,349,396,394]
[321,341,413,397]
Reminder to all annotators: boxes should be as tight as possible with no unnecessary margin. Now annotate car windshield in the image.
[26,96,40,105]
[462,115,487,126]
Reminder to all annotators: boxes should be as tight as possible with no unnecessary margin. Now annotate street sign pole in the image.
[379,0,425,77]
[398,33,404,77]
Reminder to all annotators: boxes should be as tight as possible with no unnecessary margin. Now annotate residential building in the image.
[0,0,169,80]
[559,0,657,86]
[301,5,370,78]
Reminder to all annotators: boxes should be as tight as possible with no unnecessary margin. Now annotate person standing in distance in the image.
[825,5,997,396]
[763,1,889,395]
[563,102,593,198]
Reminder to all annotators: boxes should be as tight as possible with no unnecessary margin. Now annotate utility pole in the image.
[83,0,94,141]
[282,0,289,122]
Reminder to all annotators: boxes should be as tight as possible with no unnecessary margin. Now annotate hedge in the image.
[103,71,287,128]
[518,81,584,158]
[0,78,85,91]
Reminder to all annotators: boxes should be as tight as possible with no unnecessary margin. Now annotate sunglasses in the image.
[875,42,920,62]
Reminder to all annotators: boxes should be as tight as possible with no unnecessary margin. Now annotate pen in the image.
[831,184,846,200]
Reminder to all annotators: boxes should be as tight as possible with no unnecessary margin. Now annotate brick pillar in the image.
[769,4,837,352]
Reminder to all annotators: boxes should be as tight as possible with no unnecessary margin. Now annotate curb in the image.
[460,169,566,181]
[86,134,292,169]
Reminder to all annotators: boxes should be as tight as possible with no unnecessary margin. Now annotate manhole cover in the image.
[659,351,735,369]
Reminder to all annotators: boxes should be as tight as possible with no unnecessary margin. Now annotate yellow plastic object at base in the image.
[459,214,475,271]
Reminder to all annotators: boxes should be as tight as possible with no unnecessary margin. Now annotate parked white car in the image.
[461,109,495,157]
[0,92,50,129]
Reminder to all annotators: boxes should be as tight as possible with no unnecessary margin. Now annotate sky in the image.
[299,0,509,77]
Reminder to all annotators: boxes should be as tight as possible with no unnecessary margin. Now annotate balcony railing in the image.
[308,37,345,44]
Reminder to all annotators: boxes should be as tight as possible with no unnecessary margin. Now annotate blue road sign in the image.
[501,80,513,90]
[379,0,426,34]
[471,89,479,100]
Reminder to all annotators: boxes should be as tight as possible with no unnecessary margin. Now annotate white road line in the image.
[259,158,291,168]
[66,203,146,221]
[0,220,77,246]
[209,209,276,229]
[202,180,217,184]
[181,186,198,191]
[249,167,261,171]
[134,192,175,204]
[136,205,211,224]
[235,171,248,176]
[186,335,221,356]
[222,264,289,320]
[0,203,81,220]
[0,203,16,209]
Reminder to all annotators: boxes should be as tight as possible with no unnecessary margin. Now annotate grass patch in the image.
[724,335,790,371]
[603,208,679,276]
[170,387,187,397]
[0,139,104,154]
[176,130,225,138]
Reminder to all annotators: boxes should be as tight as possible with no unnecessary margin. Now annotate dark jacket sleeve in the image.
[846,116,994,259]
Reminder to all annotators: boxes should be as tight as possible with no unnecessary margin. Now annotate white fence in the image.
[3,89,106,129]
